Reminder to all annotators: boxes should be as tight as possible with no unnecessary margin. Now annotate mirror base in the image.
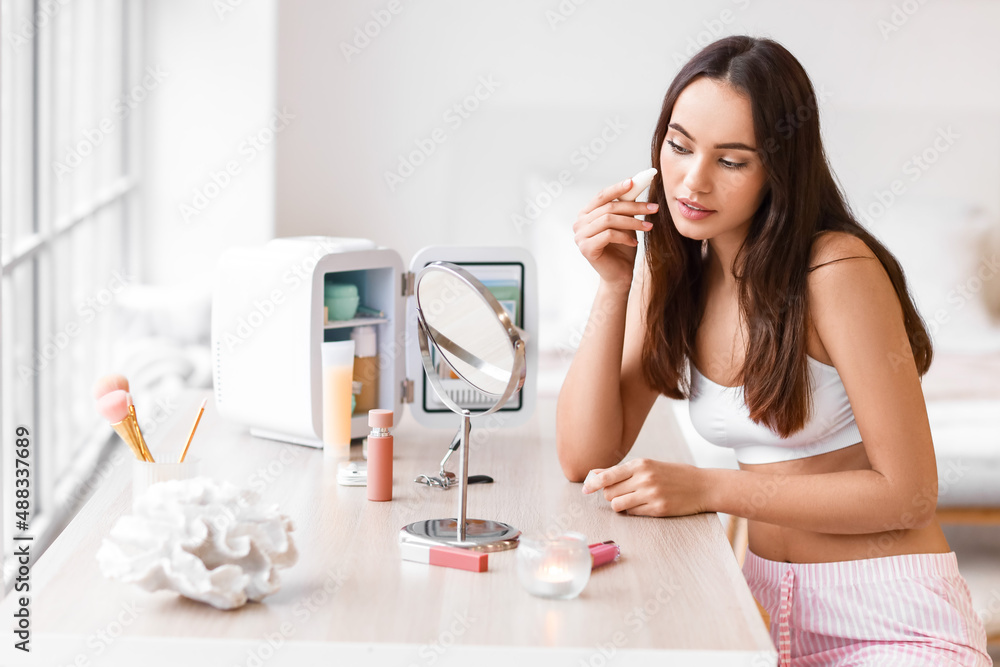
[400,519,520,552]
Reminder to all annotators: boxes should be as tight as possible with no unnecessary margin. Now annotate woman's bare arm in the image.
[556,267,660,482]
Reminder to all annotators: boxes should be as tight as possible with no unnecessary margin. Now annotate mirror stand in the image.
[401,410,520,551]
[401,263,526,553]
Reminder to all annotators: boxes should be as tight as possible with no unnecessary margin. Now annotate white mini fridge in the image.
[211,236,538,446]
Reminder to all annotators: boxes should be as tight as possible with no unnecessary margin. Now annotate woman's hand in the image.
[582,458,710,517]
[573,179,657,292]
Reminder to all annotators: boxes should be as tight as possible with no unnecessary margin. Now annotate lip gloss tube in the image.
[400,542,489,573]
[589,541,621,569]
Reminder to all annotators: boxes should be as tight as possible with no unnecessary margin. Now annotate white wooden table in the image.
[0,392,775,666]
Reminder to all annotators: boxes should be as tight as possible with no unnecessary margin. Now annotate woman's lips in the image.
[676,198,715,220]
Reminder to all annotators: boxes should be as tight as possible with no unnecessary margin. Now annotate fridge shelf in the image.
[323,316,390,330]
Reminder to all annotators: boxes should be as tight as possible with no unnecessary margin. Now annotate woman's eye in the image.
[668,140,748,171]
[721,159,749,170]
[666,139,690,154]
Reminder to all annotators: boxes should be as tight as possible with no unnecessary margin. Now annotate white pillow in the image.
[868,197,1000,353]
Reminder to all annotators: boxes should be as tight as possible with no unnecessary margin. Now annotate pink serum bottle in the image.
[367,409,393,501]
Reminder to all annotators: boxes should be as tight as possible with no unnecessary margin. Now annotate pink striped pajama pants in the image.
[742,548,991,666]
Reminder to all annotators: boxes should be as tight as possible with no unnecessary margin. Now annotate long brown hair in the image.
[642,36,932,437]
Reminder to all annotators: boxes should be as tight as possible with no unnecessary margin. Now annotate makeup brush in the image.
[97,390,147,461]
[92,373,130,400]
[179,398,207,463]
[125,394,154,462]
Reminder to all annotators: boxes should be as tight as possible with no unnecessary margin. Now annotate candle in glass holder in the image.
[533,562,576,597]
[517,532,591,599]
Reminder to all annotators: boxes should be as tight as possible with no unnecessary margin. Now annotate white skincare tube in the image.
[619,167,657,202]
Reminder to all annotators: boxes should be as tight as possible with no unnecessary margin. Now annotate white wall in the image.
[141,0,277,288]
[274,0,1000,356]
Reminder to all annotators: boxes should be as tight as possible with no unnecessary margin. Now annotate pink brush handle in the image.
[589,542,620,569]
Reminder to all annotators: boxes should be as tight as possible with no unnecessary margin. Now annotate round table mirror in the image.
[400,262,526,551]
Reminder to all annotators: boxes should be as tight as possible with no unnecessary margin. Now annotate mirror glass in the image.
[406,261,525,550]
[415,268,516,396]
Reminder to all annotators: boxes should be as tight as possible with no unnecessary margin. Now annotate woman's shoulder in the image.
[808,230,878,273]
[805,230,903,357]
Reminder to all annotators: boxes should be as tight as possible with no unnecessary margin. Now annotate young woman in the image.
[556,36,991,666]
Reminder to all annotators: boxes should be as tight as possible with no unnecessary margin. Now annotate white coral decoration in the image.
[97,477,298,610]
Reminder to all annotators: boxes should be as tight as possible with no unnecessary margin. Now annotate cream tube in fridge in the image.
[321,340,355,459]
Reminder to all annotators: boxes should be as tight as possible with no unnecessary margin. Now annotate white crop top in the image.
[688,356,862,464]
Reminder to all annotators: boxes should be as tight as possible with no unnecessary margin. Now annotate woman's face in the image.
[659,77,769,243]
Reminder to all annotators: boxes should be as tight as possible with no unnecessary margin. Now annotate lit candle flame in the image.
[537,562,573,583]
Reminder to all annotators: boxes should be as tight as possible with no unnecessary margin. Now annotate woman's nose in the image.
[682,157,712,194]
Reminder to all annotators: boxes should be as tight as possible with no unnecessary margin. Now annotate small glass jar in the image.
[516,532,591,600]
[132,458,200,510]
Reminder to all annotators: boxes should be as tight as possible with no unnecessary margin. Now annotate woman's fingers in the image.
[573,201,656,234]
[575,223,637,247]
[579,178,634,219]
[601,470,638,502]
[592,461,636,494]
[582,468,607,494]
[609,490,643,513]
[577,210,654,243]
[572,180,657,285]
[577,229,639,260]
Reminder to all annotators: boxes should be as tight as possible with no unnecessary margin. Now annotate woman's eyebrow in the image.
[668,122,757,152]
